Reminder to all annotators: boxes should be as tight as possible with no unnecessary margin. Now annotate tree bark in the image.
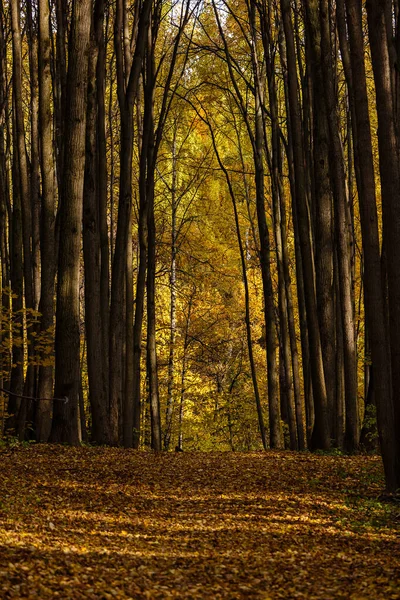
[319,0,359,451]
[83,0,110,444]
[112,0,152,447]
[36,0,56,442]
[281,0,330,449]
[50,0,91,445]
[248,2,282,448]
[346,0,398,490]
[304,0,336,434]
[164,128,178,451]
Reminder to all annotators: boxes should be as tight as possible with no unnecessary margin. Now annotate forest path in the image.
[0,447,399,599]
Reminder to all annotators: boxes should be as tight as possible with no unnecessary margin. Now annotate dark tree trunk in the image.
[345,0,399,490]
[281,0,330,449]
[83,0,111,444]
[304,0,336,435]
[50,0,92,445]
[319,0,359,451]
[164,129,178,451]
[36,0,56,441]
[113,0,152,447]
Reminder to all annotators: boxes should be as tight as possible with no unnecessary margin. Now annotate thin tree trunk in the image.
[130,84,149,449]
[54,0,67,189]
[27,2,40,312]
[6,126,24,435]
[26,0,41,438]
[334,249,345,449]
[147,194,162,451]
[206,117,268,450]
[0,0,11,432]
[125,206,134,445]
[177,290,194,451]
[249,3,282,448]
[164,128,178,451]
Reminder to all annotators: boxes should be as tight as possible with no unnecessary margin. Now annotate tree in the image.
[36,0,57,441]
[281,0,330,449]
[50,0,92,444]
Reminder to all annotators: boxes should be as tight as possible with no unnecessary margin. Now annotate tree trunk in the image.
[164,129,178,451]
[304,0,336,435]
[261,13,305,449]
[249,3,282,449]
[207,117,268,450]
[83,0,110,444]
[11,0,35,438]
[279,17,315,448]
[319,0,359,451]
[177,291,194,451]
[50,0,91,445]
[346,0,398,490]
[36,0,56,442]
[281,0,330,449]
[147,196,162,452]
[366,0,400,486]
[112,0,152,447]
[6,129,24,436]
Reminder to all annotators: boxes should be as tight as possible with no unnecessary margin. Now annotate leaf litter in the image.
[0,447,399,599]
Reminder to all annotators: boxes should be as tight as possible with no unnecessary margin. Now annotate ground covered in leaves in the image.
[0,447,399,599]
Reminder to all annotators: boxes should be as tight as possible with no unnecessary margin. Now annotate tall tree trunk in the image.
[112,0,152,447]
[164,128,178,451]
[177,290,194,451]
[281,0,330,449]
[83,0,110,444]
[11,0,34,438]
[279,18,315,448]
[130,101,148,448]
[304,0,336,435]
[125,206,134,445]
[27,0,40,312]
[319,0,359,451]
[260,9,305,449]
[207,117,268,450]
[147,193,162,452]
[26,0,41,438]
[334,250,345,448]
[366,0,400,484]
[50,0,91,445]
[249,3,282,448]
[54,0,67,188]
[6,126,24,435]
[346,0,399,490]
[144,23,161,452]
[0,0,11,434]
[36,0,57,442]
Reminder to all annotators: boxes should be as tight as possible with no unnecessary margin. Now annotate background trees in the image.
[0,0,399,490]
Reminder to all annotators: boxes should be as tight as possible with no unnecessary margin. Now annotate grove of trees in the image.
[1,0,400,491]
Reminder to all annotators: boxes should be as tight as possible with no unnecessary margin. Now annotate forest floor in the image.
[0,447,399,599]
